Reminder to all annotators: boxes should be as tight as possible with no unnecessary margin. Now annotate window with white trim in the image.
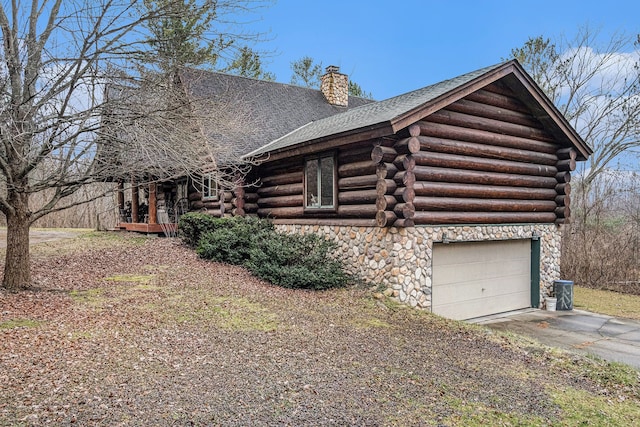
[305,154,335,209]
[201,174,218,201]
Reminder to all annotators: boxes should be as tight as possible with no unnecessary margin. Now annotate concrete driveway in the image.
[473,309,640,370]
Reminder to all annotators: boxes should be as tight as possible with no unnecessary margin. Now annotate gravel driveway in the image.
[0,228,85,249]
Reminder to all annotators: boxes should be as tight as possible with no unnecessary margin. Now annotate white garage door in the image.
[432,239,531,320]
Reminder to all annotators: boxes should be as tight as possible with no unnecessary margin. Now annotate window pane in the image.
[306,160,319,207]
[202,174,217,200]
[320,157,334,206]
[202,176,209,196]
[210,176,216,199]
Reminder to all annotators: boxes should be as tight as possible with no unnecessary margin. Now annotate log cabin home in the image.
[117,60,592,320]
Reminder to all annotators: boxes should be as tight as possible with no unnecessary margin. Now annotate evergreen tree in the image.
[290,56,323,88]
[226,46,276,80]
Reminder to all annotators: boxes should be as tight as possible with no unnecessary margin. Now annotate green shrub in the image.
[193,216,350,290]
[196,217,273,265]
[179,213,224,248]
[245,232,351,290]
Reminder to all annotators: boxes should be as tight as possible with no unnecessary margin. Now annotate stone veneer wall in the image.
[275,224,562,309]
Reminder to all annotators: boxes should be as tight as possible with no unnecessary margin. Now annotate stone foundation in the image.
[276,224,562,309]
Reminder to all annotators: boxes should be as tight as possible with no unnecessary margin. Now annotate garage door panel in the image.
[435,241,527,265]
[432,240,531,320]
[433,291,531,321]
[435,258,530,285]
[433,274,530,305]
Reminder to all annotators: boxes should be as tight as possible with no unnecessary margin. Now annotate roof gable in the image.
[244,60,592,161]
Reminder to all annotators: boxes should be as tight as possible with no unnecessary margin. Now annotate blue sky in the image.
[252,0,640,100]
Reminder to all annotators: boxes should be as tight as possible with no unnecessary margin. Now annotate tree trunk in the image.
[3,195,31,290]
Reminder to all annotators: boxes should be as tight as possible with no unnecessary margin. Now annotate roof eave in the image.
[503,62,593,160]
[389,62,519,133]
[388,60,592,161]
[247,122,395,164]
[242,122,314,160]
[245,60,593,164]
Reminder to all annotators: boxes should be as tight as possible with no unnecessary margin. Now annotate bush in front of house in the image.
[245,232,351,290]
[179,213,225,248]
[196,216,274,265]
[192,216,351,290]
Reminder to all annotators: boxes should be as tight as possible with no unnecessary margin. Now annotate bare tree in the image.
[510,27,640,186]
[104,73,256,191]
[0,0,268,290]
[131,0,268,190]
[561,170,640,293]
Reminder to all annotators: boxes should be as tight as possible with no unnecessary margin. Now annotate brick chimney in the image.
[320,65,348,107]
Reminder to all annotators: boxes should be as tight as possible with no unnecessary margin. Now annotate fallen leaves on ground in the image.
[1,233,638,426]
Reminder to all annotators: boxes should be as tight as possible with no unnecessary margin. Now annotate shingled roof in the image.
[179,69,373,164]
[242,63,505,158]
[243,60,591,161]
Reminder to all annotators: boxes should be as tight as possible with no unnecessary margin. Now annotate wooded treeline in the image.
[562,173,640,295]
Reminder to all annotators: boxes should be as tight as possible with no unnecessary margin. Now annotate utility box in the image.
[554,280,574,311]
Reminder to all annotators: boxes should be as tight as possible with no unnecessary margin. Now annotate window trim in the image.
[201,173,218,201]
[304,152,337,212]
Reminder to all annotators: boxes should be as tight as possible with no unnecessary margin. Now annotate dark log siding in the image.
[187,179,223,216]
[231,180,245,216]
[247,142,386,225]
[254,163,304,218]
[186,175,237,217]
[373,140,399,226]
[400,82,570,225]
[197,82,575,226]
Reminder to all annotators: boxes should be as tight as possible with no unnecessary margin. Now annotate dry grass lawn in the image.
[574,286,640,320]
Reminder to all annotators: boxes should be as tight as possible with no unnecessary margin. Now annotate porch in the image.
[116,222,178,234]
[115,179,186,235]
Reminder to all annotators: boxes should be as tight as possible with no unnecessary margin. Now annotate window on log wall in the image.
[201,174,218,201]
[305,154,335,209]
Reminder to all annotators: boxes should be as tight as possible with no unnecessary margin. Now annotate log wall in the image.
[249,142,385,225]
[187,179,230,217]
[389,81,574,225]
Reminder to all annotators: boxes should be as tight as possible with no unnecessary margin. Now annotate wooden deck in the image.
[116,223,177,234]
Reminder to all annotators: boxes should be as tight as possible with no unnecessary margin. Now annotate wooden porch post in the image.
[117,180,125,225]
[233,177,245,217]
[117,181,125,210]
[131,178,139,223]
[148,182,157,225]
